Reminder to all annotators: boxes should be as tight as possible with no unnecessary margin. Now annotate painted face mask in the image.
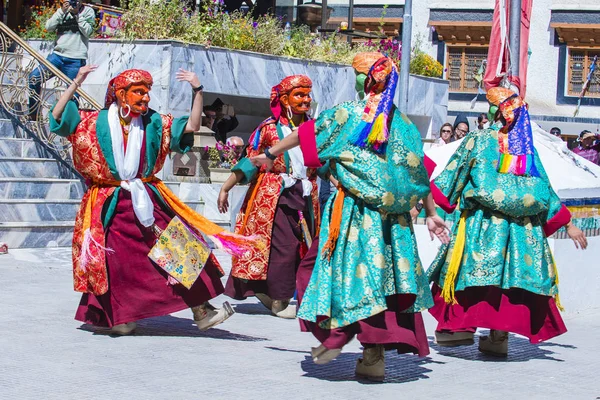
[105,69,153,116]
[283,87,312,115]
[119,84,150,116]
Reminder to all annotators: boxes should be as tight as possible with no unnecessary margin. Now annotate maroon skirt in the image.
[297,236,430,357]
[429,284,567,343]
[75,187,225,328]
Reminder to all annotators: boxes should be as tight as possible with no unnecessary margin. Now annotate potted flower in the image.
[205,142,239,183]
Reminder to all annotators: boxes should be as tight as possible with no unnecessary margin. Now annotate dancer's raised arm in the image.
[51,65,97,122]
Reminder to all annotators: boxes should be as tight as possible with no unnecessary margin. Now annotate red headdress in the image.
[104,69,153,109]
[269,75,312,123]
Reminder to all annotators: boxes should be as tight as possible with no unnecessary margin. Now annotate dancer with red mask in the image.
[216,75,321,318]
[49,66,255,335]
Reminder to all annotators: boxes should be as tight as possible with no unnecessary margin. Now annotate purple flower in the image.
[252,21,258,29]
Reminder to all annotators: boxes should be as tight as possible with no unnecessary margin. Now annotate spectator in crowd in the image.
[28,0,95,120]
[550,127,562,139]
[477,113,489,130]
[225,136,246,163]
[453,113,470,140]
[211,98,239,143]
[573,130,600,165]
[432,122,453,147]
[202,105,218,130]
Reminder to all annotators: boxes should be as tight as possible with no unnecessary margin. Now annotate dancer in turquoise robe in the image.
[251,52,450,381]
[428,87,587,356]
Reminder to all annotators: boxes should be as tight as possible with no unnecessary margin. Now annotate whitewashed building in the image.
[279,0,600,140]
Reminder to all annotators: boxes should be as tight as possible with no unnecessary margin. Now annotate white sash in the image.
[107,104,155,227]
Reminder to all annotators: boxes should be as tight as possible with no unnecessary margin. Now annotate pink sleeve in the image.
[431,182,457,214]
[423,154,436,179]
[543,205,571,237]
[298,120,322,168]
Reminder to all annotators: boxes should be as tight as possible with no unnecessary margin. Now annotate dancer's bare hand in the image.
[567,224,587,249]
[74,65,97,85]
[426,215,450,244]
[217,188,229,213]
[251,153,274,172]
[176,69,201,89]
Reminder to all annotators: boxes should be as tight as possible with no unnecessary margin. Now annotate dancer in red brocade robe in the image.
[215,75,321,318]
[49,65,258,335]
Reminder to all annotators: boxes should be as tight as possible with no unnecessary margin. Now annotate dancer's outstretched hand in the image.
[217,187,229,214]
[566,223,588,249]
[250,153,274,172]
[426,215,451,244]
[74,64,97,85]
[176,68,201,89]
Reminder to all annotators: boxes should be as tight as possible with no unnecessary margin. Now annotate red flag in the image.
[483,0,533,99]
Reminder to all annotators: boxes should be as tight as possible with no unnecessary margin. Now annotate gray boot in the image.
[355,345,385,382]
[478,329,509,357]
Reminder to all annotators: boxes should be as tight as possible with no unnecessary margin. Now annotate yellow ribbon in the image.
[441,210,467,304]
[550,253,564,312]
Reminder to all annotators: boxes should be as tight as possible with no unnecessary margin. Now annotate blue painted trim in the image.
[556,44,600,107]
[436,39,445,65]
[447,110,600,124]
[563,198,600,207]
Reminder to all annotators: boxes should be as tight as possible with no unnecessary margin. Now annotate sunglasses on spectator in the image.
[441,129,452,133]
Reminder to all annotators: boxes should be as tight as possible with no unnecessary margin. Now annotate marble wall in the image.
[28,39,449,137]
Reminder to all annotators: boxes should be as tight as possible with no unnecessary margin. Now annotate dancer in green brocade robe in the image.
[428,87,587,357]
[251,52,450,382]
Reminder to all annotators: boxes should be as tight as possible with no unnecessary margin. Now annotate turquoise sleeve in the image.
[49,100,80,137]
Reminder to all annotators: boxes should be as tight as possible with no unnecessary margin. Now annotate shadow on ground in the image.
[78,315,269,342]
[231,302,273,315]
[300,352,442,384]
[429,332,576,362]
[232,300,298,317]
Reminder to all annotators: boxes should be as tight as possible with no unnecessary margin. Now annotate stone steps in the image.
[0,198,81,222]
[0,137,45,158]
[0,157,61,178]
[0,156,62,178]
[0,220,74,248]
[0,118,16,138]
[0,177,84,199]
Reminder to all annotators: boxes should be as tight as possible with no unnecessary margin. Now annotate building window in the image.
[446,46,488,93]
[568,48,600,97]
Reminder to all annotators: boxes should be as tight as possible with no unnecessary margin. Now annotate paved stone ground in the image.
[0,248,599,400]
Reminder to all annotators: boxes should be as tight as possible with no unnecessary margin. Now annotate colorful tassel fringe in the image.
[79,228,114,273]
[497,153,536,175]
[350,58,398,155]
[321,187,345,261]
